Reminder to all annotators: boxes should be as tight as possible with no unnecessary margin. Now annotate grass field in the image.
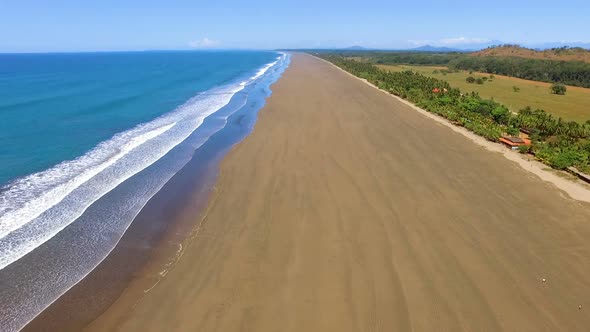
[376,64,590,122]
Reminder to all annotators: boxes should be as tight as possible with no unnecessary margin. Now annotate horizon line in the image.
[2,42,590,55]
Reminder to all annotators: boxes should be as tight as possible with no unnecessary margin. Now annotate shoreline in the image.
[22,144,220,332]
[20,55,290,331]
[314,55,590,204]
[79,53,590,331]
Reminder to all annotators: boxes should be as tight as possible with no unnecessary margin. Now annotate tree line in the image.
[349,51,590,88]
[317,54,590,172]
[368,52,462,65]
[448,56,590,88]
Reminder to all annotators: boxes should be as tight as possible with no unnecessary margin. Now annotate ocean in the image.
[0,50,290,331]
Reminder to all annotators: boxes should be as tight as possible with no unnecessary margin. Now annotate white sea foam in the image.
[0,123,175,240]
[0,55,286,271]
[251,57,280,81]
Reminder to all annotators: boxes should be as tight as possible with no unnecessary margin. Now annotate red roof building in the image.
[499,136,531,150]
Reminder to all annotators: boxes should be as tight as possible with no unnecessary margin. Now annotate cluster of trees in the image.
[320,54,590,172]
[433,68,459,75]
[369,52,463,65]
[466,76,485,84]
[322,51,462,65]
[511,107,590,169]
[550,83,567,95]
[448,56,590,88]
[348,51,590,89]
[324,51,462,65]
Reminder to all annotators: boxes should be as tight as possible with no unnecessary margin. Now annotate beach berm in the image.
[86,53,590,331]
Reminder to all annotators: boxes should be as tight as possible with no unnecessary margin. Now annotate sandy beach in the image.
[84,53,590,331]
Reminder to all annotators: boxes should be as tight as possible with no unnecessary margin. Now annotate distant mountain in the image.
[409,40,504,52]
[410,45,463,52]
[342,45,370,51]
[412,41,590,53]
[310,41,590,53]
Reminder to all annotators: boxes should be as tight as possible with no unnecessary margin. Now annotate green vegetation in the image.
[466,76,475,83]
[377,64,590,122]
[349,52,462,65]
[318,54,590,172]
[551,83,567,95]
[449,56,590,88]
[518,145,530,154]
[475,78,484,85]
[339,50,590,89]
[513,86,520,92]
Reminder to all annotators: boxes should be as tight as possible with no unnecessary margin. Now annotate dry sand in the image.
[85,53,590,331]
[319,56,590,204]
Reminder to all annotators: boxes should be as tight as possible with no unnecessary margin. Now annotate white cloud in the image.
[409,36,491,46]
[188,37,221,48]
[408,39,430,46]
[438,37,490,45]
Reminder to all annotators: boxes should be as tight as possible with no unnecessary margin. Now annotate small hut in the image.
[499,136,531,150]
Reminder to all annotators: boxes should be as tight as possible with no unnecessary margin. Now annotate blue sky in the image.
[1,0,589,52]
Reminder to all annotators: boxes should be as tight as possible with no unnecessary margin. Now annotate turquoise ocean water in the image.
[0,51,278,183]
[0,50,290,331]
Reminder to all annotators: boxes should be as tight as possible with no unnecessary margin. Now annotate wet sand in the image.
[22,71,277,331]
[86,53,590,331]
[22,124,220,332]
